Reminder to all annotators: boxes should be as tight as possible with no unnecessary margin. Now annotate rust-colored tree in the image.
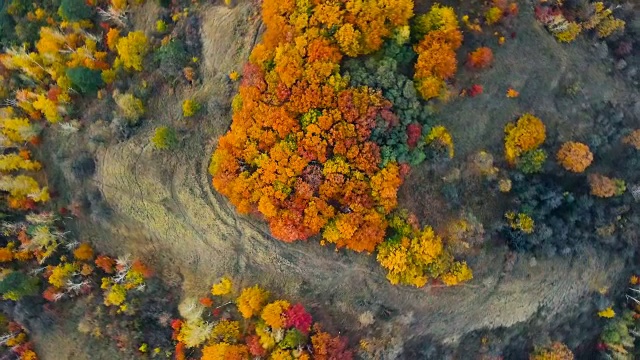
[556,141,593,173]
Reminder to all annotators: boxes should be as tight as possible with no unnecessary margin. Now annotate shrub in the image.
[71,154,96,179]
[622,129,640,150]
[151,126,178,150]
[588,173,625,198]
[182,99,201,118]
[530,342,574,360]
[556,22,582,42]
[556,141,593,173]
[115,93,145,124]
[154,39,189,76]
[156,20,167,33]
[59,0,92,21]
[485,7,503,25]
[67,67,104,95]
[467,47,494,69]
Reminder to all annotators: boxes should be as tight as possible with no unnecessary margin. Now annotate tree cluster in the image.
[174,278,353,360]
[210,0,414,252]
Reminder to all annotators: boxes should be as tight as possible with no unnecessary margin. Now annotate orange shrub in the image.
[588,173,625,198]
[557,141,593,173]
[467,47,494,70]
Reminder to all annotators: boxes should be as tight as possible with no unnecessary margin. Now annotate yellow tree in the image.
[504,114,546,165]
[0,175,49,203]
[33,94,63,123]
[0,154,41,172]
[236,285,269,319]
[116,31,149,71]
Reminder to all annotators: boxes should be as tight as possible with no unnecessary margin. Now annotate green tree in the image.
[67,67,104,95]
[0,271,40,301]
[516,149,547,174]
[59,0,92,21]
[0,3,16,48]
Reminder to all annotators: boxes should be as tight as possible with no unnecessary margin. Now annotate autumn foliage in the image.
[413,5,463,100]
[376,212,472,287]
[556,141,593,173]
[530,342,574,360]
[210,0,413,253]
[467,47,494,70]
[588,173,625,198]
[176,280,353,359]
[622,129,640,150]
[504,113,546,165]
[209,0,472,287]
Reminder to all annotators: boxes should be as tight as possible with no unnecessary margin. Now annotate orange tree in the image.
[412,5,463,100]
[556,141,593,173]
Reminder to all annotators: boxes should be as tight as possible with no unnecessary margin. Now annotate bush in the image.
[115,93,145,125]
[182,99,201,117]
[151,126,177,150]
[516,149,547,174]
[154,39,189,77]
[467,47,494,70]
[59,0,92,21]
[67,67,104,95]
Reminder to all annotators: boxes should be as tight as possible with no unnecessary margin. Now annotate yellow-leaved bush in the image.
[376,212,472,287]
[504,113,546,165]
